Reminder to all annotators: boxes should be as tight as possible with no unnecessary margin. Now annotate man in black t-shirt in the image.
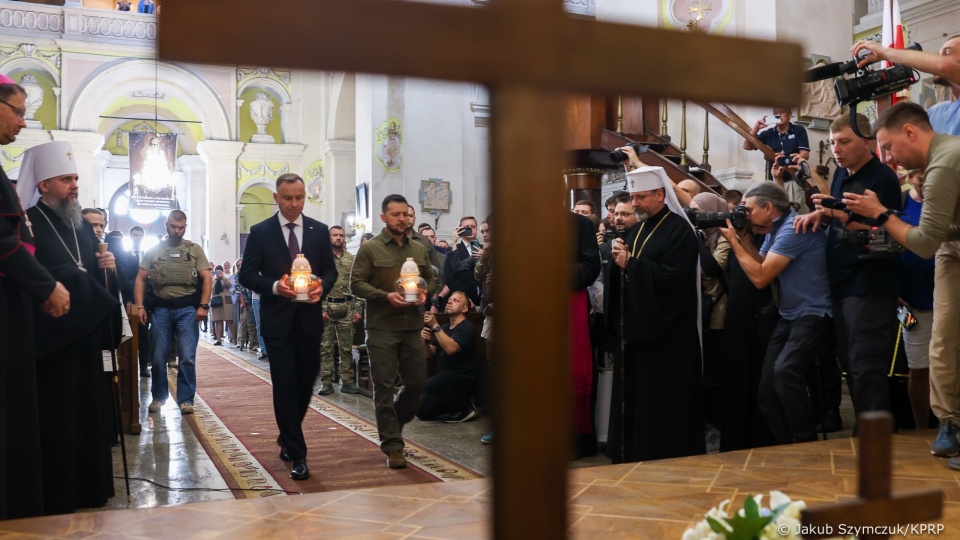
[797,113,901,424]
[418,291,478,422]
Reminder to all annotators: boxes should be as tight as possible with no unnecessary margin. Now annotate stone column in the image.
[50,130,106,209]
[177,155,207,245]
[197,141,245,265]
[320,139,356,227]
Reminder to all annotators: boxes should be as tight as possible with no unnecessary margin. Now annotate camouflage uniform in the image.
[319,250,361,385]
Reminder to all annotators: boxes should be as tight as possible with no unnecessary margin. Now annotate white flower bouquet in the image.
[682,491,854,540]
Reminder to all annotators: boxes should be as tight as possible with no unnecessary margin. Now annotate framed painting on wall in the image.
[419,178,451,212]
[356,182,369,221]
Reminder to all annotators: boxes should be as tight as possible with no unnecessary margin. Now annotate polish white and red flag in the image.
[882,0,905,103]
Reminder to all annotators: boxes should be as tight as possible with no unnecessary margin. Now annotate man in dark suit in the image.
[238,173,337,481]
[123,225,150,377]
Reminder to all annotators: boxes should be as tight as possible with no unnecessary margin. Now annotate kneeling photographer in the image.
[795,112,902,428]
[843,102,960,460]
[718,183,832,444]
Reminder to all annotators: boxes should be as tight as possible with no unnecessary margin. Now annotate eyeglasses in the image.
[0,98,26,120]
[631,192,657,202]
[613,212,635,218]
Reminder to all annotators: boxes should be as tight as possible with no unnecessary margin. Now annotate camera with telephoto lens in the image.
[837,226,905,256]
[684,206,748,230]
[610,142,650,163]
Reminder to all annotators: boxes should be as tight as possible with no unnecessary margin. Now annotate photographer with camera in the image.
[440,216,483,308]
[772,153,831,197]
[719,183,832,445]
[842,102,960,459]
[852,35,960,136]
[743,108,811,211]
[796,112,901,428]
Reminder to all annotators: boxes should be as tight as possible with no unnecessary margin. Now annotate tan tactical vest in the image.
[148,240,199,291]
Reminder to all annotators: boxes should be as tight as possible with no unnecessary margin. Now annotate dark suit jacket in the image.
[119,249,140,285]
[238,213,337,339]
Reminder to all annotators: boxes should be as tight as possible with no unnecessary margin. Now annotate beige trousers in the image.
[930,241,960,425]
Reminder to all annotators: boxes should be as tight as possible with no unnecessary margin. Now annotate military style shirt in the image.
[350,229,437,331]
[323,249,361,316]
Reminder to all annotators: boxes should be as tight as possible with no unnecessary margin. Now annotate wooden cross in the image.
[801,412,942,540]
[158,1,800,537]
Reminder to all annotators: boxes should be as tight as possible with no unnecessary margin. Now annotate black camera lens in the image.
[610,142,649,163]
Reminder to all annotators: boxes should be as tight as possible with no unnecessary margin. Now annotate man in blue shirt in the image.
[744,107,811,212]
[720,183,832,444]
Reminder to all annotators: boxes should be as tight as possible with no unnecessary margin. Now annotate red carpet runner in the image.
[175,342,480,499]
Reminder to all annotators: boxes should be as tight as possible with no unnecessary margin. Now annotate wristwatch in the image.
[875,210,895,225]
[199,303,210,310]
[433,325,442,333]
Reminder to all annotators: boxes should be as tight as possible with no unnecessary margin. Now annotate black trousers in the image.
[264,310,321,460]
[758,314,833,444]
[834,295,898,419]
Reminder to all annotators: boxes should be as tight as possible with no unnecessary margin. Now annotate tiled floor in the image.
[5,431,958,538]
[8,335,945,538]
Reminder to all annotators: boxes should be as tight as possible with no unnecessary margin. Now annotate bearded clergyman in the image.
[16,141,119,515]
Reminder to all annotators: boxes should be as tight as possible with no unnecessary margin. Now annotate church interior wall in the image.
[354,74,375,234]
[403,78,473,237]
[293,72,332,224]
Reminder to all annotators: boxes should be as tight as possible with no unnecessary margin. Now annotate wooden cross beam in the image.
[158,1,801,538]
[801,412,943,540]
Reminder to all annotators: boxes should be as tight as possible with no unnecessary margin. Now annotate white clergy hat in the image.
[624,166,692,226]
[16,141,78,209]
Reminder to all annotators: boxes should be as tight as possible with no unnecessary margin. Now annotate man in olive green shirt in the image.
[843,102,960,462]
[351,194,437,469]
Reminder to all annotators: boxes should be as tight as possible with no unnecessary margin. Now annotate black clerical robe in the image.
[606,205,705,463]
[0,168,56,519]
[27,201,118,514]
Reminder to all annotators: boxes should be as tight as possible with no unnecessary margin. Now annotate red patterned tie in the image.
[286,223,299,261]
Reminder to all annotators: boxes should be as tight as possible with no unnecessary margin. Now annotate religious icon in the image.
[305,160,324,203]
[419,179,451,212]
[375,118,403,171]
[661,0,732,35]
[129,131,178,210]
[801,55,842,120]
[356,182,369,221]
[919,76,951,111]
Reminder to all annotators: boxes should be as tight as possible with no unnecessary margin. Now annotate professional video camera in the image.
[610,142,650,163]
[684,206,748,230]
[837,226,905,256]
[802,43,921,138]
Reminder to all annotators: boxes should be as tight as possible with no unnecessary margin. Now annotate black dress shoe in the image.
[290,458,309,480]
[279,447,292,462]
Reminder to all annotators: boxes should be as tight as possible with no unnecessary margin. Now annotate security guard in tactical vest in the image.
[317,225,362,395]
[134,209,212,416]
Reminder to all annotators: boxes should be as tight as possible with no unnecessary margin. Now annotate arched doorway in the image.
[238,182,276,255]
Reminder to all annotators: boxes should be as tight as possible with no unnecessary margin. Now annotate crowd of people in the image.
[2,34,960,519]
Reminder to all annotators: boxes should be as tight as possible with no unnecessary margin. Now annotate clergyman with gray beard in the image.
[16,140,122,514]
